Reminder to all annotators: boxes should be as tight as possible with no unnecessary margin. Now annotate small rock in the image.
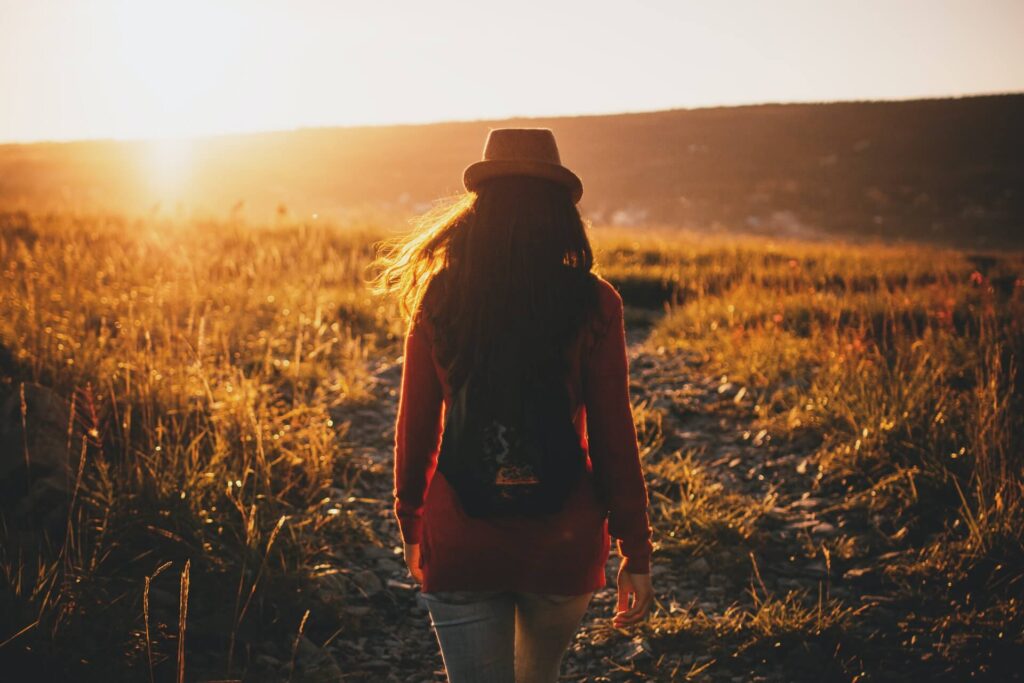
[296,639,344,682]
[0,383,80,526]
[362,544,394,560]
[376,558,403,574]
[709,573,731,588]
[785,519,819,531]
[687,557,711,577]
[343,605,371,616]
[804,560,826,573]
[313,572,349,605]
[254,653,282,670]
[811,522,837,536]
[352,569,383,597]
[296,635,320,659]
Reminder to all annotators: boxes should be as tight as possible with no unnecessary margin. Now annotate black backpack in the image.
[436,354,585,518]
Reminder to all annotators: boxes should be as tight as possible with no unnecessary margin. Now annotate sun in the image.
[109,0,252,195]
[142,137,195,197]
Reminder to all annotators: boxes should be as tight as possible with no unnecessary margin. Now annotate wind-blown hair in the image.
[371,175,602,392]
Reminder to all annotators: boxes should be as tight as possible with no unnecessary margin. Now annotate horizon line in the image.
[2,89,1021,148]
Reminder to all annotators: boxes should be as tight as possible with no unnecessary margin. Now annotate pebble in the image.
[785,519,820,530]
[344,605,371,616]
[687,557,712,577]
[811,522,837,536]
[352,568,384,597]
[376,557,403,573]
[363,544,395,559]
[708,573,731,588]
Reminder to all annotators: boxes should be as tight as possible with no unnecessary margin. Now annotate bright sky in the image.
[1,0,1022,143]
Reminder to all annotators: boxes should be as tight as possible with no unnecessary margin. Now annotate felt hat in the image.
[463,128,583,204]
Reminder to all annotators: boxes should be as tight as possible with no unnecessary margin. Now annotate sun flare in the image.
[144,137,195,196]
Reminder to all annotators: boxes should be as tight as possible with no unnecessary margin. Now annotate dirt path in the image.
[314,314,856,682]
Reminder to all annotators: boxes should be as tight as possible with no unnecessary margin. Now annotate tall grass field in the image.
[1,210,1021,681]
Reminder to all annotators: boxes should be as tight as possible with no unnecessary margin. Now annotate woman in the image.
[373,128,653,682]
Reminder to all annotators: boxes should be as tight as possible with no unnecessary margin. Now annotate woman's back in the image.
[374,127,653,681]
[394,272,652,594]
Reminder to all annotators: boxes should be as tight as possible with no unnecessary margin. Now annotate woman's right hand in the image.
[613,559,653,627]
[404,543,424,584]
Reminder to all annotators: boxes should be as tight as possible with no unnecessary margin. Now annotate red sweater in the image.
[392,275,653,595]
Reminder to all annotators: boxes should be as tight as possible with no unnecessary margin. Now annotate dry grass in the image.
[1,214,1021,679]
[593,227,1024,574]
[0,211,392,676]
[647,449,774,554]
[590,226,1024,679]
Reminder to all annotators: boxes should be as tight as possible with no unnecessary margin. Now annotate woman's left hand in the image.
[613,560,653,627]
[404,543,424,584]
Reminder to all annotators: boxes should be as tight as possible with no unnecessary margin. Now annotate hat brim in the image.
[463,159,583,204]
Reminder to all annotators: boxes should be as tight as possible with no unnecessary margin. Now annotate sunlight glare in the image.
[145,137,194,196]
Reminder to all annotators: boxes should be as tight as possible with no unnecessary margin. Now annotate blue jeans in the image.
[418,590,594,683]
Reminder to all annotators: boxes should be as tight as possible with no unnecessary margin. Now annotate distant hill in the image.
[1,94,1022,246]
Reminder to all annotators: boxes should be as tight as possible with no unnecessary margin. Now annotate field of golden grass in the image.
[1,210,1021,681]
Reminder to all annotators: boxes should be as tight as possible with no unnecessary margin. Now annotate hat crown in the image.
[463,127,583,203]
[481,128,563,165]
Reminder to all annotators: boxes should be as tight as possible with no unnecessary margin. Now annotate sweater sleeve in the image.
[393,306,444,545]
[582,282,654,573]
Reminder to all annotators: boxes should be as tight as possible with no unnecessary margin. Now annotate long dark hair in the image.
[372,175,602,391]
